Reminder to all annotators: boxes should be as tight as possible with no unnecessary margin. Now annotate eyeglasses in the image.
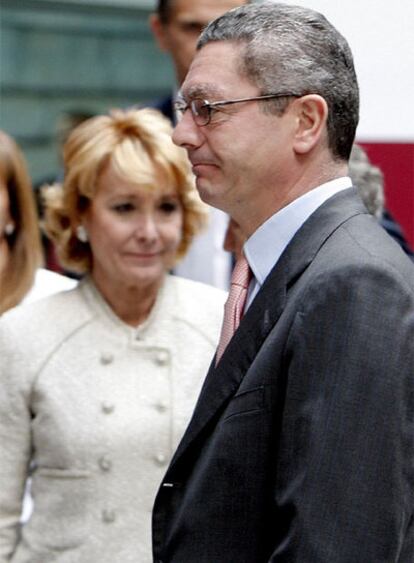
[174,92,301,126]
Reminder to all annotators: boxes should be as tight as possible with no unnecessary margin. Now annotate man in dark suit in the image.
[149,2,413,288]
[152,3,414,561]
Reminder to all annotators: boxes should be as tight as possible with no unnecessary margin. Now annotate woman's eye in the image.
[113,202,134,213]
[159,201,179,214]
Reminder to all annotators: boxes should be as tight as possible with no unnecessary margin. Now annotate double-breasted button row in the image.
[100,349,170,366]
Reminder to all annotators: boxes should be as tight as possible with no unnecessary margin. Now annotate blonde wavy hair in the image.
[0,130,43,314]
[42,108,207,274]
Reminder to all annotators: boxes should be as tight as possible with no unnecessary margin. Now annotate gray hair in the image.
[198,2,359,161]
[349,144,384,218]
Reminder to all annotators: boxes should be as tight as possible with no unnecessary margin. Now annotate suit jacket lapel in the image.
[170,189,368,466]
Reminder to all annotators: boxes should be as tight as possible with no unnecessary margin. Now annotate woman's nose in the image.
[135,214,158,242]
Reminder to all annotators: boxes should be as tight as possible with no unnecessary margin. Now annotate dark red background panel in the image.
[359,142,414,247]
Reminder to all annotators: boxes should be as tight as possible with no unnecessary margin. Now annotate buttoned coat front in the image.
[0,275,226,563]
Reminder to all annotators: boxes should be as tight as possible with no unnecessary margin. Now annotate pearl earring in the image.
[4,223,15,236]
[76,225,88,243]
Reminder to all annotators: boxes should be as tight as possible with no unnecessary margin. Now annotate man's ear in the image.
[149,14,169,52]
[292,94,328,154]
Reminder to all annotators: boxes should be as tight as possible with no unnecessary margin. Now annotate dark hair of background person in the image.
[156,0,172,23]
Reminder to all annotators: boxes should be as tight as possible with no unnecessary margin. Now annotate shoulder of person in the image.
[23,268,78,305]
[169,274,227,306]
[0,286,93,395]
[0,282,91,359]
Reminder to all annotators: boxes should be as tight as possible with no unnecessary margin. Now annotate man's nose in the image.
[172,110,203,150]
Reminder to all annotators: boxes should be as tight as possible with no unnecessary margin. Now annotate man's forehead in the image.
[180,42,247,100]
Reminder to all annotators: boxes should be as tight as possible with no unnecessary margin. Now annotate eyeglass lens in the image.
[191,100,210,125]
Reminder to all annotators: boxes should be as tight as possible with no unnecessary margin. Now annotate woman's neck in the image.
[90,273,164,327]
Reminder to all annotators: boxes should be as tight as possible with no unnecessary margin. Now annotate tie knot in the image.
[231,254,251,289]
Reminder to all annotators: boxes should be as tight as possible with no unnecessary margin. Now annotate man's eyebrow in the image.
[180,84,225,101]
[176,17,204,27]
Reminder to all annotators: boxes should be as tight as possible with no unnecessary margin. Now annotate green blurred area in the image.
[0,0,172,184]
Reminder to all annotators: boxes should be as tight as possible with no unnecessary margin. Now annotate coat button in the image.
[100,352,114,365]
[154,453,167,466]
[98,456,112,472]
[154,401,168,413]
[101,401,115,414]
[102,509,116,523]
[154,350,169,366]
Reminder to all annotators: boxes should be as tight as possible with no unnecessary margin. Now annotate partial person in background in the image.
[149,0,249,289]
[380,208,414,257]
[0,130,76,315]
[349,143,413,258]
[149,0,248,121]
[348,143,384,218]
[0,108,226,562]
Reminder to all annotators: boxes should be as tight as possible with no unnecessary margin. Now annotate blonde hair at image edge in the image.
[0,130,43,314]
[42,108,207,274]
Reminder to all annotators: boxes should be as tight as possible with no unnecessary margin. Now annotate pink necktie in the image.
[216,254,252,364]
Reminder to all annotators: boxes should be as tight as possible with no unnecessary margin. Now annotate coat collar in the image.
[169,188,368,468]
[80,274,179,345]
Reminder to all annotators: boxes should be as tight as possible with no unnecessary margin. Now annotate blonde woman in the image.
[0,108,226,562]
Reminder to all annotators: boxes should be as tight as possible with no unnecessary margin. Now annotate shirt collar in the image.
[244,177,353,289]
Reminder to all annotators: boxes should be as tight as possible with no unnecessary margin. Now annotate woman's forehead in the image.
[96,161,178,197]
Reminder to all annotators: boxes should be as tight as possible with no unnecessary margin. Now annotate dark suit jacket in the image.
[152,189,414,562]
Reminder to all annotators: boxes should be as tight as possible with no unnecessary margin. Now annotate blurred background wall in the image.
[0,0,169,183]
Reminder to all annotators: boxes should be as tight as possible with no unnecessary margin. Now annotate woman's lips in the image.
[125,252,160,260]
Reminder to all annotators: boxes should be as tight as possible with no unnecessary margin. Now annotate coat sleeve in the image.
[0,323,32,561]
[269,263,414,562]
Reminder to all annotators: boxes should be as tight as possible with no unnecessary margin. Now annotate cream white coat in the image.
[0,275,226,562]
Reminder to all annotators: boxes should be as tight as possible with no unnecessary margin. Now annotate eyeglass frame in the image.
[174,92,302,126]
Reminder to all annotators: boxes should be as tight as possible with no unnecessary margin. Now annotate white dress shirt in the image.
[244,177,353,307]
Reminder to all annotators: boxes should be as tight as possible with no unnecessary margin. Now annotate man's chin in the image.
[195,178,223,209]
